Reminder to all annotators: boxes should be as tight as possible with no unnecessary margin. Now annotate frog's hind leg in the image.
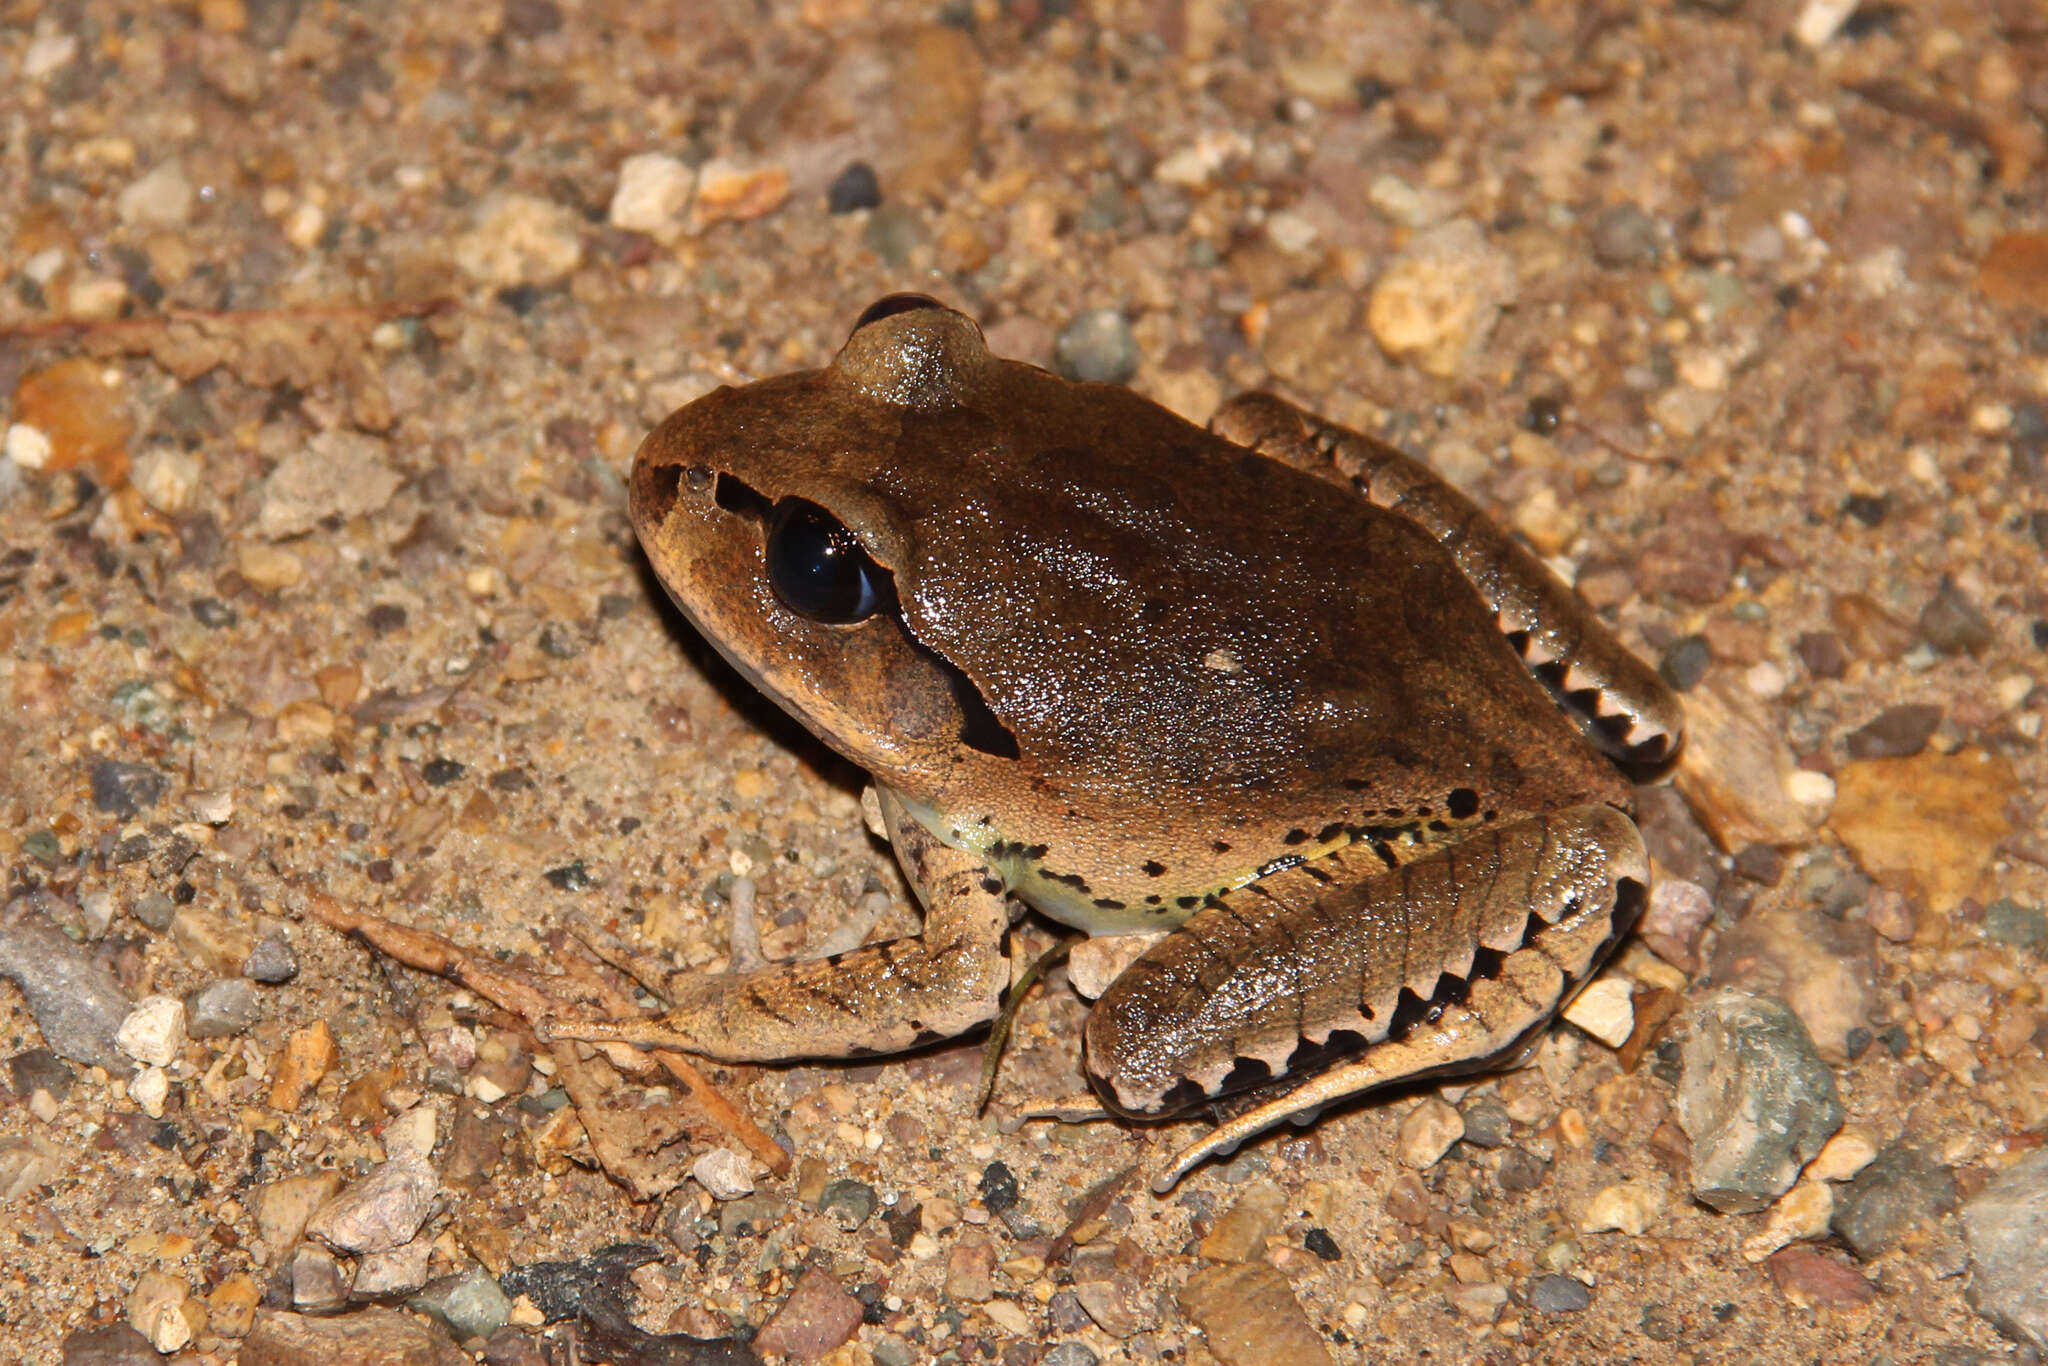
[1210,392,1684,767]
[1078,804,1648,1192]
[549,792,1011,1061]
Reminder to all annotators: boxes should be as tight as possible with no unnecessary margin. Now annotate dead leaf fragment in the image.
[1829,749,2019,913]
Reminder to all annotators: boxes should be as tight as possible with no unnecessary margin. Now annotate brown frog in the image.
[557,295,1684,1189]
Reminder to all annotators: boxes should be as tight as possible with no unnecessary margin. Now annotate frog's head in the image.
[628,295,1028,809]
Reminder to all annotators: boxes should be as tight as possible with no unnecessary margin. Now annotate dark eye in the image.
[767,499,887,623]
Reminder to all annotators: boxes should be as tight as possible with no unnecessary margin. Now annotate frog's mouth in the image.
[700,468,1022,764]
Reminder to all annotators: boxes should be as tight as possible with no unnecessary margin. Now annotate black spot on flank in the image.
[1303,864,1334,884]
[1211,840,1232,854]
[1447,787,1479,820]
[1341,777,1372,791]
[1316,821,1347,844]
[1483,809,1498,822]
[1415,805,1432,818]
[1428,819,1450,833]
[1092,898,1126,911]
[1043,869,1091,892]
[1142,860,1167,877]
[979,877,1004,895]
[1144,894,1162,905]
[1282,828,1310,845]
[1176,895,1201,910]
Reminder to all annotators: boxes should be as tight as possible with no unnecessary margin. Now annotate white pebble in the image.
[1744,661,1789,699]
[691,1147,756,1200]
[1793,0,1860,47]
[132,445,203,515]
[1396,1097,1466,1169]
[117,161,196,228]
[5,423,53,471]
[130,1065,171,1119]
[23,28,80,80]
[1578,1181,1665,1235]
[1562,977,1636,1049]
[1784,769,1836,808]
[116,995,188,1069]
[609,153,696,244]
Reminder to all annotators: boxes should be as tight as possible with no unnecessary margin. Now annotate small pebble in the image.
[1396,1097,1465,1168]
[243,934,299,983]
[1844,704,1942,759]
[1496,1148,1548,1193]
[1832,1143,1957,1260]
[1919,577,1995,655]
[124,1270,193,1353]
[608,152,695,244]
[114,996,186,1069]
[307,1156,439,1254]
[1365,217,1515,378]
[1676,988,1842,1213]
[1053,309,1140,385]
[1562,976,1635,1049]
[186,978,261,1038]
[413,1268,513,1342]
[826,161,882,214]
[691,1147,757,1200]
[1961,1150,2048,1353]
[1529,1273,1591,1314]
[818,1178,878,1230]
[1578,1182,1665,1235]
[1659,635,1712,691]
[1590,202,1661,267]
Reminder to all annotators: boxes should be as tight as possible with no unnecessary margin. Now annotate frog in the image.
[554,294,1684,1191]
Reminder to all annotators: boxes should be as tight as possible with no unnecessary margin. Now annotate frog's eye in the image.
[850,293,945,334]
[767,498,890,624]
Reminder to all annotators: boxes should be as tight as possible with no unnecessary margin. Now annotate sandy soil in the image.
[2,1,2045,1363]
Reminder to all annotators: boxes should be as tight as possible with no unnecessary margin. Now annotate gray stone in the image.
[1982,899,2046,952]
[1676,989,1843,1213]
[186,977,262,1038]
[1833,1143,1958,1260]
[0,902,135,1070]
[1591,203,1661,268]
[1460,1099,1512,1149]
[818,1177,878,1230]
[412,1269,511,1342]
[1961,1152,2048,1352]
[1053,308,1140,385]
[90,761,165,818]
[1529,1274,1591,1314]
[243,934,300,983]
[1043,1345,1101,1366]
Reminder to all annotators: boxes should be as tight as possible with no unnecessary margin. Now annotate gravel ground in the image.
[2,2,2045,1363]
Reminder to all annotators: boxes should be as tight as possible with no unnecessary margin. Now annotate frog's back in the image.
[868,368,1627,825]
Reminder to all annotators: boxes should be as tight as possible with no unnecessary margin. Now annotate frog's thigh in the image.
[1210,392,1683,766]
[1080,805,1647,1191]
[573,806,1010,1061]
